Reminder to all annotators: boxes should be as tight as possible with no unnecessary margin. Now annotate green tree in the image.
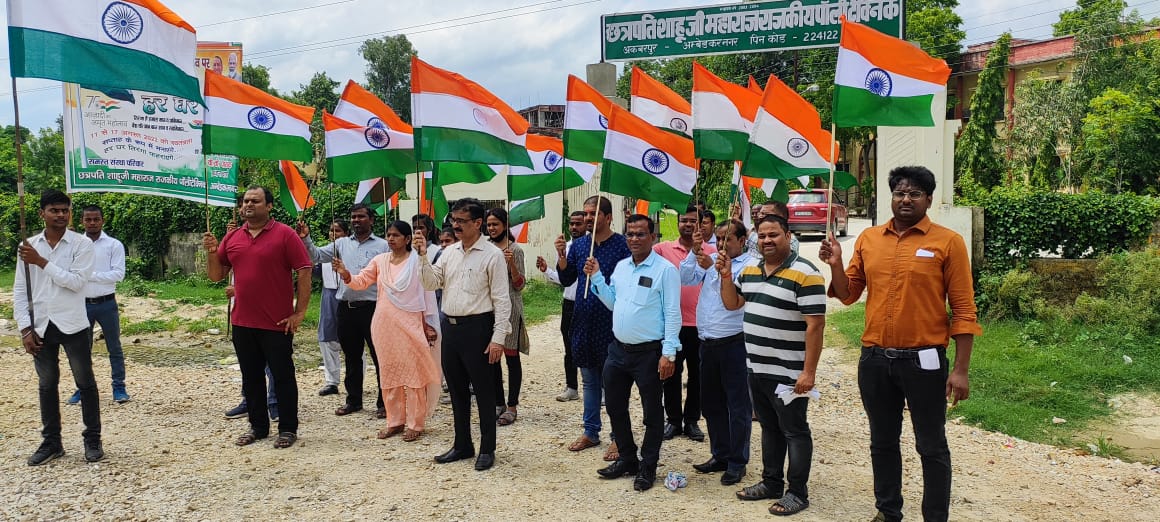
[1079,88,1160,193]
[359,35,417,122]
[290,71,340,161]
[241,63,277,96]
[956,32,1011,190]
[1006,72,1073,187]
[1054,0,1129,37]
[906,0,966,61]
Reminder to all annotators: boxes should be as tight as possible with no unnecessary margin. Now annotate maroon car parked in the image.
[787,189,848,237]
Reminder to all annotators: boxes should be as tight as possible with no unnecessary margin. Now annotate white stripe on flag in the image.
[413,92,523,145]
[693,91,752,131]
[835,48,944,96]
[630,96,692,137]
[205,96,310,137]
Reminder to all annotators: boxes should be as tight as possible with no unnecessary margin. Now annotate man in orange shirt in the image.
[819,166,981,522]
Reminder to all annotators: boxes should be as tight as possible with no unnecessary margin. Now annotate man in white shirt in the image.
[536,210,586,402]
[66,205,129,405]
[15,190,103,465]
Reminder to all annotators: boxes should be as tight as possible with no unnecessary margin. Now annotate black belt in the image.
[341,300,376,309]
[85,294,115,305]
[619,339,661,353]
[864,346,942,359]
[445,312,493,325]
[701,332,744,348]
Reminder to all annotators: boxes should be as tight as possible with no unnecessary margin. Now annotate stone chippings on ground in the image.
[0,312,1158,520]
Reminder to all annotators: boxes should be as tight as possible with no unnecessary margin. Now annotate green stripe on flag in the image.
[434,161,496,186]
[509,196,545,225]
[742,145,830,180]
[599,161,691,211]
[693,129,749,161]
[832,171,858,191]
[416,127,533,167]
[562,129,606,162]
[275,171,301,217]
[508,168,587,200]
[204,125,312,162]
[8,27,204,103]
[832,85,936,128]
[327,148,416,183]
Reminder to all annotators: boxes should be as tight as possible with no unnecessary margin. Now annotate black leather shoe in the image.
[27,444,65,466]
[693,457,728,473]
[597,459,640,479]
[633,469,657,491]
[434,447,475,464]
[721,467,746,485]
[684,422,706,442]
[84,440,105,463]
[662,422,680,440]
[317,385,339,396]
[474,453,495,471]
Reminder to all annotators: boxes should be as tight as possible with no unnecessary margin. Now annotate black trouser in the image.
[337,302,382,410]
[233,325,298,435]
[442,313,497,454]
[859,347,952,522]
[662,325,701,428]
[750,374,812,500]
[700,333,752,473]
[603,340,664,470]
[560,299,578,390]
[34,323,100,445]
[493,353,522,408]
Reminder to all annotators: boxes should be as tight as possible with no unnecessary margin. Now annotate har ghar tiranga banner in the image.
[62,83,238,206]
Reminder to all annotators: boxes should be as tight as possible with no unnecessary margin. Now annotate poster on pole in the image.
[602,0,905,61]
[63,83,238,206]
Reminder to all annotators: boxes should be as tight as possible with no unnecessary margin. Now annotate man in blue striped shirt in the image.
[585,214,681,492]
[681,219,753,486]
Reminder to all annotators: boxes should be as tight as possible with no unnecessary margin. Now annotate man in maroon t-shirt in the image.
[203,186,312,449]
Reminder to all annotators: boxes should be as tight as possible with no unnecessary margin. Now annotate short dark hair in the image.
[40,189,70,209]
[386,220,413,251]
[625,213,655,233]
[569,210,586,218]
[411,213,438,242]
[684,203,703,217]
[81,205,103,217]
[762,200,790,220]
[330,218,350,236]
[888,166,937,195]
[451,197,486,221]
[440,226,456,238]
[350,203,374,220]
[584,195,613,216]
[757,214,790,233]
[485,207,515,242]
[702,209,716,223]
[245,185,274,205]
[719,218,747,240]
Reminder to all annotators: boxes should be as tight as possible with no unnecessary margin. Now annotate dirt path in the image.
[1,311,1158,521]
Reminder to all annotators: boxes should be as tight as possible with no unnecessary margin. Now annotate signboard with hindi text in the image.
[63,83,238,206]
[601,0,904,61]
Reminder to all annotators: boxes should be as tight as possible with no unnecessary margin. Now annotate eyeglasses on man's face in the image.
[891,190,926,201]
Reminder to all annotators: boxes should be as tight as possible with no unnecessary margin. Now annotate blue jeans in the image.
[580,366,604,441]
[86,298,125,388]
[239,366,277,408]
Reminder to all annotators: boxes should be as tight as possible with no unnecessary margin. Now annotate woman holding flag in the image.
[485,208,530,426]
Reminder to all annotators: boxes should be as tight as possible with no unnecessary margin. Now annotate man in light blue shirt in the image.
[585,214,680,492]
[681,219,753,486]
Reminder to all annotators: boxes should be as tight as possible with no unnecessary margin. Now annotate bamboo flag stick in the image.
[12,77,35,329]
[825,123,837,240]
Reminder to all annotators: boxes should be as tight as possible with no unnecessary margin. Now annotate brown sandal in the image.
[603,441,619,462]
[377,426,404,439]
[497,409,517,426]
[568,435,599,452]
[235,430,266,446]
[273,432,297,449]
[403,429,422,442]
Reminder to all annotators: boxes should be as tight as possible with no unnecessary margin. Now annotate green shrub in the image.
[976,268,1043,320]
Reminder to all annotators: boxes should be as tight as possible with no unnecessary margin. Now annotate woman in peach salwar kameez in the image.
[337,221,439,442]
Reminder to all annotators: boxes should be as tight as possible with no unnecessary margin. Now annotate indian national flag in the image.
[747,76,763,96]
[508,134,596,201]
[334,80,412,133]
[323,111,416,183]
[7,0,201,102]
[277,160,315,216]
[204,70,314,162]
[833,15,952,128]
[692,61,760,161]
[411,57,532,167]
[509,195,544,244]
[563,75,613,162]
[630,66,692,137]
[601,105,696,211]
[356,177,404,216]
[742,74,835,181]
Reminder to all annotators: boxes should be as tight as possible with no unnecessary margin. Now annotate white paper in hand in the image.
[775,383,821,405]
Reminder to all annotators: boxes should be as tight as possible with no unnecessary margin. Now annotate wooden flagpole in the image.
[12,77,35,329]
[825,123,837,240]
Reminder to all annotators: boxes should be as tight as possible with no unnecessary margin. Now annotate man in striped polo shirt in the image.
[718,214,826,517]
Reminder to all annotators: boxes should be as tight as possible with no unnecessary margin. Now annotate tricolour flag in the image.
[833,15,952,128]
[203,70,314,162]
[508,196,545,226]
[355,176,404,216]
[508,134,596,201]
[630,66,692,137]
[563,75,613,162]
[7,0,201,102]
[692,62,761,161]
[747,75,763,96]
[411,57,532,167]
[743,74,835,181]
[277,160,315,216]
[324,111,416,183]
[601,105,696,211]
[334,80,412,133]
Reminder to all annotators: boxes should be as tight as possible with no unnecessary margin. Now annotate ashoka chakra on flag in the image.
[543,151,563,171]
[248,107,277,130]
[103,2,143,45]
[787,138,810,158]
[367,117,386,130]
[670,118,688,133]
[364,127,391,149]
[864,68,893,97]
[641,148,670,175]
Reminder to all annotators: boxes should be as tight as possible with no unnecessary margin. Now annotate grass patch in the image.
[656,210,679,242]
[122,318,182,335]
[523,279,563,326]
[828,305,1160,453]
[0,267,13,290]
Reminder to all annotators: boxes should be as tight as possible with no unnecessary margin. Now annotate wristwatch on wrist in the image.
[664,354,676,363]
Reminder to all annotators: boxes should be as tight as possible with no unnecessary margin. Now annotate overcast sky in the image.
[1,0,1154,131]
